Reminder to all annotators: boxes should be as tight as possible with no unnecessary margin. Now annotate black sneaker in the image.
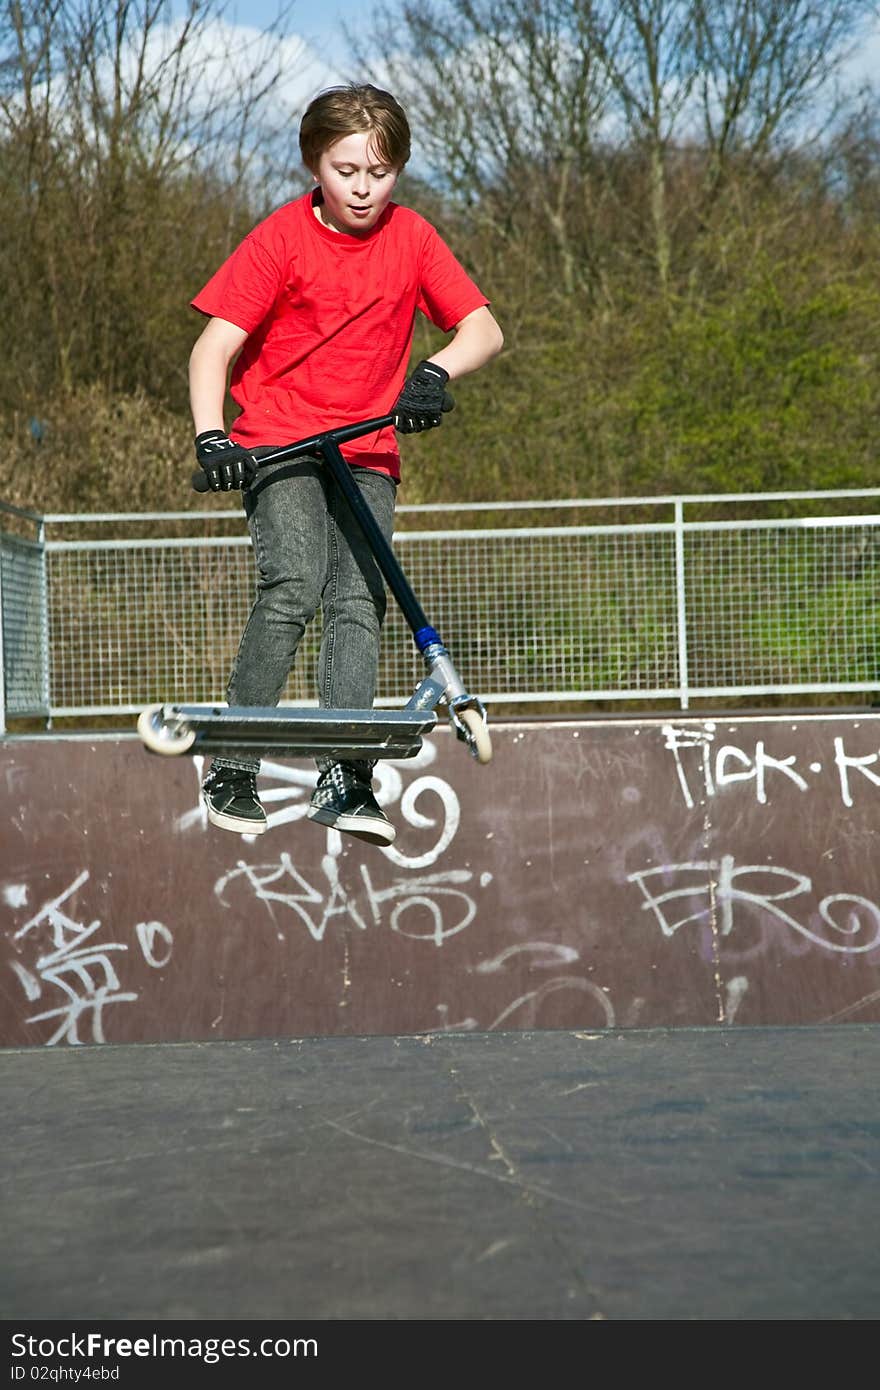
[202,763,267,835]
[307,763,396,846]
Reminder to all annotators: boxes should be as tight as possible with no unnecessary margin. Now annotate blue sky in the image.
[190,0,367,51]
[165,0,374,107]
[173,2,880,105]
[198,0,880,80]
[162,1,377,139]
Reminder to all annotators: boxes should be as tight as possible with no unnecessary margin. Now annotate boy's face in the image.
[314,132,400,236]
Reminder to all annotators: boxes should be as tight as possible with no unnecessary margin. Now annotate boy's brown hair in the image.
[299,84,411,173]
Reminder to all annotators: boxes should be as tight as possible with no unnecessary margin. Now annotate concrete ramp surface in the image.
[2,1025,878,1321]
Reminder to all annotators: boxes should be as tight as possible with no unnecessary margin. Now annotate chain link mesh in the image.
[0,531,48,716]
[4,504,880,718]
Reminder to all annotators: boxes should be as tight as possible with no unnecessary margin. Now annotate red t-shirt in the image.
[191,190,489,477]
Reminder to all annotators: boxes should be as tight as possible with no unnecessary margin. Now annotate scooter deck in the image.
[139,704,437,760]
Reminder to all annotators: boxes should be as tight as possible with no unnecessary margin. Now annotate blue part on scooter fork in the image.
[414,626,441,653]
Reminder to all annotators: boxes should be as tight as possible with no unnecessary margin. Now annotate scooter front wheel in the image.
[458,706,492,764]
[137,704,197,755]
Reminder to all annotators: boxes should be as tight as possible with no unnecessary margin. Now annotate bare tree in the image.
[0,0,305,404]
[694,0,878,201]
[353,0,615,297]
[580,0,700,294]
[356,0,878,298]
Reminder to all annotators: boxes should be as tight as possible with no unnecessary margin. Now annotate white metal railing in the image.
[2,488,880,729]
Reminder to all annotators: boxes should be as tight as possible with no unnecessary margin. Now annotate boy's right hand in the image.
[195,431,258,491]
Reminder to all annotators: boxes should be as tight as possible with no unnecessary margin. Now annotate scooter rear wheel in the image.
[137,704,197,755]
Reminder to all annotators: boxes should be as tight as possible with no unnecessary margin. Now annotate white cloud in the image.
[839,13,880,92]
[134,15,346,118]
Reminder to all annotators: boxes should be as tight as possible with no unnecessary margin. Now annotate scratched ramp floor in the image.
[2,1025,878,1321]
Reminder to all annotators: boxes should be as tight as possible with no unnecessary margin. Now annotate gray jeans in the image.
[217,454,397,777]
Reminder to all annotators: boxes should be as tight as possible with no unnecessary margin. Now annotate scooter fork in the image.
[407,637,491,764]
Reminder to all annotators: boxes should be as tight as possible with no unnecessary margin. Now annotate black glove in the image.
[194,430,257,491]
[393,360,450,433]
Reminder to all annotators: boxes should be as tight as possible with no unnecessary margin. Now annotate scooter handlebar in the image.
[191,396,453,493]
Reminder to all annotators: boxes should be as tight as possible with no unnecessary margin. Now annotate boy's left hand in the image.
[393,360,450,433]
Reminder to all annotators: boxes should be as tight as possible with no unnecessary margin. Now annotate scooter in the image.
[136,412,491,766]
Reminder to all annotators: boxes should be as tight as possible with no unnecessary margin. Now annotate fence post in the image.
[674,499,689,710]
[38,519,51,725]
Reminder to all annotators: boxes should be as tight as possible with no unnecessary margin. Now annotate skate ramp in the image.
[2,713,880,1047]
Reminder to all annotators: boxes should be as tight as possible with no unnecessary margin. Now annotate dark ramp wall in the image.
[2,714,880,1047]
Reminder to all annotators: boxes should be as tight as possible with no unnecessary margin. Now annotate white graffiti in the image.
[662,722,808,808]
[360,864,476,944]
[489,977,616,1029]
[472,942,581,973]
[627,855,880,954]
[136,920,174,968]
[433,939,612,1030]
[210,742,484,943]
[382,774,460,869]
[214,851,481,946]
[435,977,615,1031]
[725,975,749,1024]
[215,852,367,942]
[662,721,880,810]
[833,736,880,807]
[8,870,174,1045]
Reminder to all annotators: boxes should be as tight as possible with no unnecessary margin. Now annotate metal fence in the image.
[2,488,880,729]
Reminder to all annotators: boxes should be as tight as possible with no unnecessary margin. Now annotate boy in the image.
[189,83,503,847]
